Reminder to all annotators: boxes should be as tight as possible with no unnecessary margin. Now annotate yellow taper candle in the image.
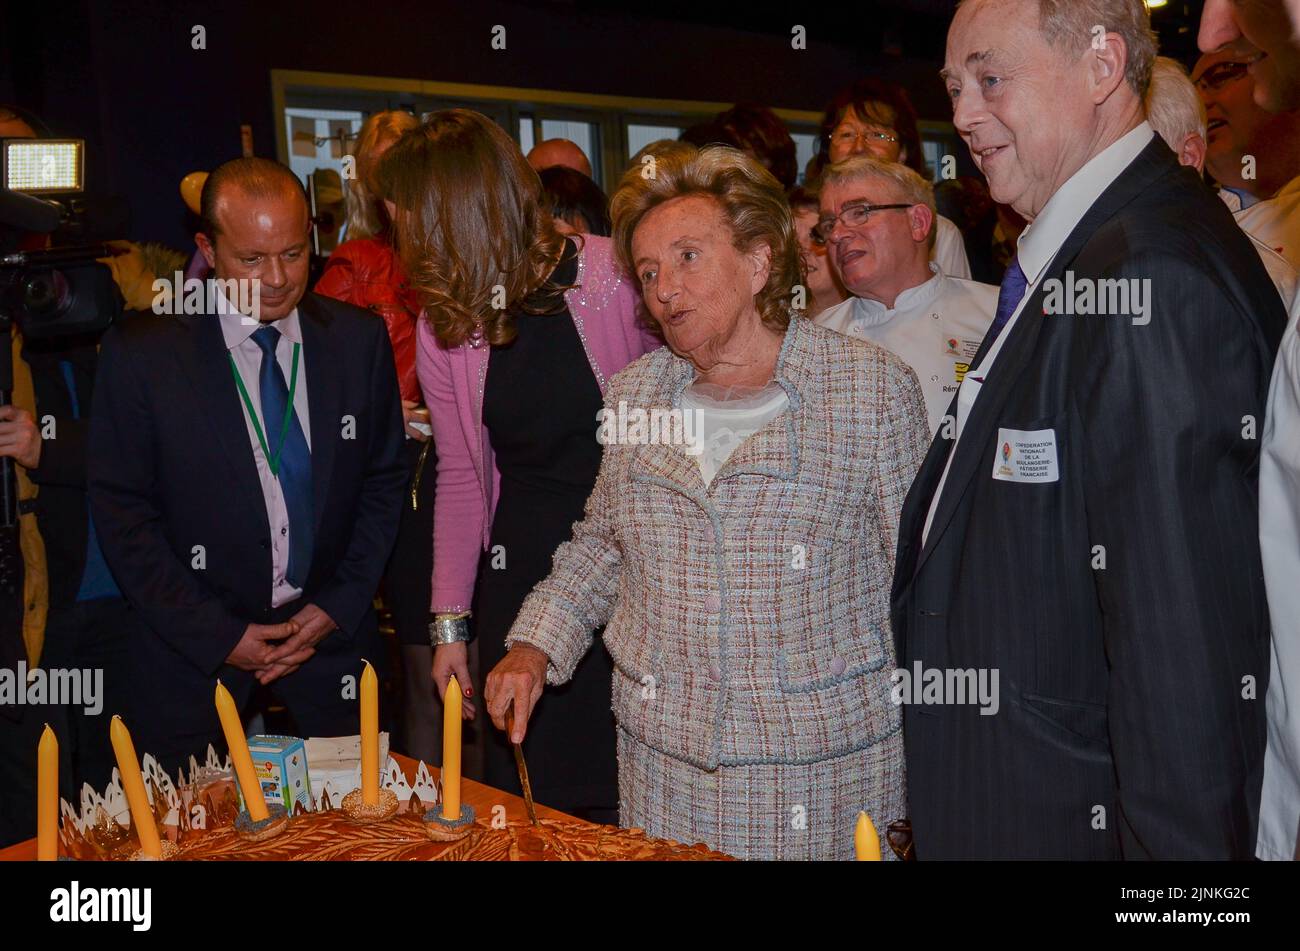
[441,674,462,820]
[109,716,162,858]
[37,724,58,861]
[214,681,269,821]
[360,660,379,805]
[854,810,881,861]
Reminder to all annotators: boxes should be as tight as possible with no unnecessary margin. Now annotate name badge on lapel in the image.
[992,427,1059,483]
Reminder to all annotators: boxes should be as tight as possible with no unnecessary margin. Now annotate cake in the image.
[162,813,729,861]
[56,747,731,862]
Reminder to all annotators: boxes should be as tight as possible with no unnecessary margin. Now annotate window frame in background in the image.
[271,69,959,193]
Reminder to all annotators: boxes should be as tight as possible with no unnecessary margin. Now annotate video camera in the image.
[0,136,123,545]
[0,137,123,340]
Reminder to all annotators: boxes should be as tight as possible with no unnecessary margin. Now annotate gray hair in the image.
[820,155,937,248]
[960,0,1157,97]
[1039,0,1158,96]
[1145,56,1208,150]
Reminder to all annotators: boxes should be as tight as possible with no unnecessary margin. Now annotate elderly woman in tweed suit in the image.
[484,144,930,860]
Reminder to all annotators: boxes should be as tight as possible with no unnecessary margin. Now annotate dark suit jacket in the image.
[891,137,1285,860]
[87,292,406,728]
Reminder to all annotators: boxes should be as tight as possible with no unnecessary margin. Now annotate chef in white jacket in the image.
[813,155,997,434]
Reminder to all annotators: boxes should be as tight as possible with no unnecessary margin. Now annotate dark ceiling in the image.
[531,0,1206,69]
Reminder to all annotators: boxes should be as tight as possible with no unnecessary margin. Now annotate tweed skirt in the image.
[616,727,906,861]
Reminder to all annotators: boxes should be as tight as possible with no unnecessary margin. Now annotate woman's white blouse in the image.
[680,381,790,486]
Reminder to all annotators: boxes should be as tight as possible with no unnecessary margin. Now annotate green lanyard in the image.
[228,342,301,477]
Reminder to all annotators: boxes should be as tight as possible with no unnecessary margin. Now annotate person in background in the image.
[713,103,799,190]
[526,138,593,179]
[788,185,847,319]
[814,157,996,434]
[1200,0,1300,113]
[485,143,929,859]
[1191,47,1300,269]
[808,78,972,279]
[314,109,439,764]
[679,105,800,191]
[679,120,732,150]
[538,165,612,237]
[1193,47,1300,210]
[385,110,657,822]
[1146,56,1299,308]
[88,157,407,774]
[896,0,1283,859]
[1201,0,1300,864]
[935,175,1011,284]
[0,107,134,849]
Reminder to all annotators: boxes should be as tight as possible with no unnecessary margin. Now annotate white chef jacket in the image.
[1258,252,1300,862]
[816,263,997,434]
[1230,175,1300,270]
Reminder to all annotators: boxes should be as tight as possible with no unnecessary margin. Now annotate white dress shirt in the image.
[1232,175,1300,271]
[816,263,998,434]
[921,122,1155,545]
[218,298,313,608]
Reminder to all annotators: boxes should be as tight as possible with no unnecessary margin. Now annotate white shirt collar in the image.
[216,283,304,351]
[1017,121,1155,284]
[852,263,947,326]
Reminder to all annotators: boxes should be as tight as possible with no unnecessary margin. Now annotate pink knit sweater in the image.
[416,234,660,613]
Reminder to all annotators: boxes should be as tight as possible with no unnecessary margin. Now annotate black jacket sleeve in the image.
[311,318,406,638]
[87,324,247,675]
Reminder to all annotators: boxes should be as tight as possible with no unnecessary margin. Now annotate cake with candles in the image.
[38,671,730,862]
[53,744,731,862]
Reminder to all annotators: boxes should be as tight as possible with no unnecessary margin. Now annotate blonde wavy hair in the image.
[343,110,420,241]
[378,109,568,348]
[610,143,801,333]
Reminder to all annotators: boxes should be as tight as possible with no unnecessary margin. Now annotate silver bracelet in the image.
[430,615,471,646]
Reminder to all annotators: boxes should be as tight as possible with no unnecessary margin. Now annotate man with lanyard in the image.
[88,157,405,773]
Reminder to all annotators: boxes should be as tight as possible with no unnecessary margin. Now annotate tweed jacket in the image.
[417,233,660,613]
[507,316,930,770]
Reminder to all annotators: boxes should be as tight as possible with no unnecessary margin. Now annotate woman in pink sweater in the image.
[381,110,657,820]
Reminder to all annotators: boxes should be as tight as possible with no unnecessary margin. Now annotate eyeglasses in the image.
[830,127,900,148]
[1193,60,1250,93]
[811,201,913,245]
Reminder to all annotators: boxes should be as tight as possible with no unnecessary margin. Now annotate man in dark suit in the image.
[88,157,405,773]
[892,0,1286,859]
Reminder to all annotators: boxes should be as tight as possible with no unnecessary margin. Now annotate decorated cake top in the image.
[55,744,731,862]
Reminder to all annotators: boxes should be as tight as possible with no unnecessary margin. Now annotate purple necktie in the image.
[985,255,1029,345]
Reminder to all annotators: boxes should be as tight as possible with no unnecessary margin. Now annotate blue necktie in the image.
[984,254,1029,346]
[251,325,313,588]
